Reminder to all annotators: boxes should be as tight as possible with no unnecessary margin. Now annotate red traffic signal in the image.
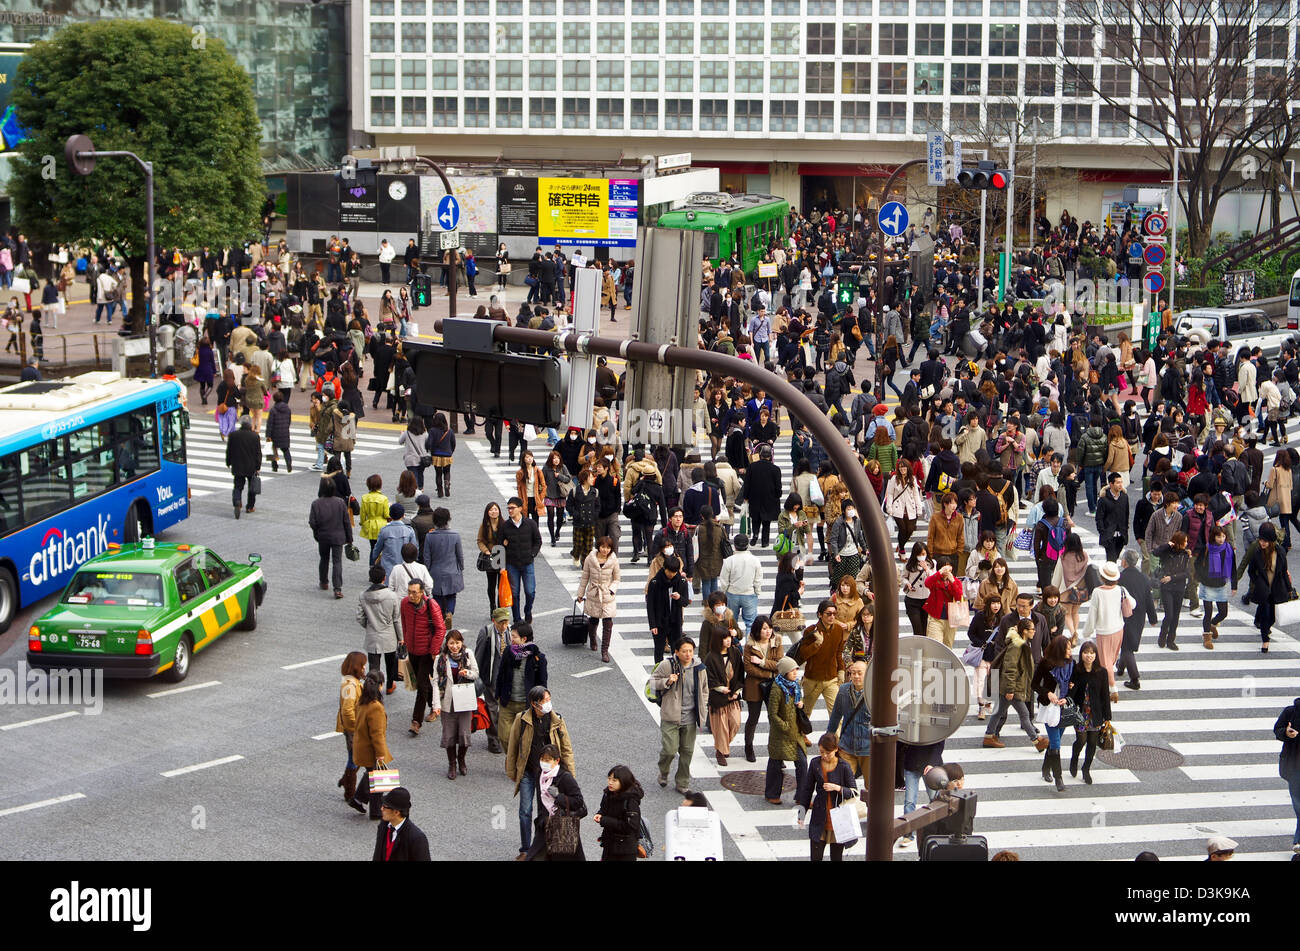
[989,170,1010,190]
[957,161,1013,191]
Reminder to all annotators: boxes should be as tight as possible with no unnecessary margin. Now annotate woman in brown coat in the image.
[743,615,783,763]
[515,449,547,522]
[1103,424,1132,481]
[348,672,392,818]
[926,491,965,563]
[578,535,620,662]
[335,651,367,807]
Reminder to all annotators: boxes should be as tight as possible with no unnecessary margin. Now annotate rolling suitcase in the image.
[919,834,988,861]
[560,601,588,646]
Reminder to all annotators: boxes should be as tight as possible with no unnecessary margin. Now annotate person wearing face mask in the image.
[765,656,811,805]
[524,743,587,861]
[650,638,710,795]
[650,506,695,583]
[696,591,740,659]
[505,687,575,860]
[827,502,866,591]
[704,627,745,765]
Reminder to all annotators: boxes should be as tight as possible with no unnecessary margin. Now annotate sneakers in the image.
[1189,607,1202,618]
[896,835,914,849]
[310,463,323,471]
[658,773,668,788]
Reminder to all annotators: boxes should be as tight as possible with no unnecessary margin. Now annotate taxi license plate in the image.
[74,633,101,650]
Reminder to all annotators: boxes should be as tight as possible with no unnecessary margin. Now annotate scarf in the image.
[539,764,559,814]
[1205,542,1233,584]
[509,644,532,661]
[774,673,802,703]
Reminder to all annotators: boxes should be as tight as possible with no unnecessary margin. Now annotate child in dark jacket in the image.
[645,555,691,664]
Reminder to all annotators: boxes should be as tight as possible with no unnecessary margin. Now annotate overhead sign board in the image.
[656,152,692,172]
[537,177,639,248]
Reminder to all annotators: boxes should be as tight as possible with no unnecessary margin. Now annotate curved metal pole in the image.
[430,319,902,860]
[414,156,458,319]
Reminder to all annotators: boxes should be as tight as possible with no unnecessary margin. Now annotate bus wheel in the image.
[165,634,193,683]
[123,502,145,543]
[236,594,257,631]
[0,566,16,635]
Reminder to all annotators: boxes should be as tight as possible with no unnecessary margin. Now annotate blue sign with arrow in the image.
[437,194,461,231]
[878,201,909,237]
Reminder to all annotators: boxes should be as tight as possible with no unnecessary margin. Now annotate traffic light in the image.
[406,340,565,429]
[957,160,1012,191]
[836,273,856,308]
[412,273,431,308]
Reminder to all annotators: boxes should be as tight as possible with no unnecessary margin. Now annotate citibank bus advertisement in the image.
[538,177,639,247]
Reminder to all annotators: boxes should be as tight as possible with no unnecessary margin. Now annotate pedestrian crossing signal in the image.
[837,274,856,307]
[412,274,431,308]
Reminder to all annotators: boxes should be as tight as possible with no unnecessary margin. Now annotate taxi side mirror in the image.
[248,553,262,564]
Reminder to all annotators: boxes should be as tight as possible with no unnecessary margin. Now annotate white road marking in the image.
[0,711,81,730]
[571,667,612,678]
[161,754,245,777]
[147,680,222,699]
[313,731,342,740]
[0,793,87,817]
[282,654,349,671]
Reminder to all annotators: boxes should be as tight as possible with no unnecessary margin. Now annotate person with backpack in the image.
[649,637,709,795]
[1031,499,1069,591]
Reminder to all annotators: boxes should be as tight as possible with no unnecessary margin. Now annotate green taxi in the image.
[27,540,267,682]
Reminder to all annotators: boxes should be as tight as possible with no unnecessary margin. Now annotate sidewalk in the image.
[0,268,634,381]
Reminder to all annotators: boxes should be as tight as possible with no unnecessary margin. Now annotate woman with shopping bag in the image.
[1031,634,1074,793]
[334,652,368,808]
[796,732,860,861]
[1067,640,1112,786]
[429,630,480,780]
[527,744,587,861]
[349,672,393,818]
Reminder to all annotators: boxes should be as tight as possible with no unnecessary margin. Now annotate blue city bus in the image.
[0,372,190,633]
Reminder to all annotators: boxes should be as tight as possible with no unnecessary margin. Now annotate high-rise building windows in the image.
[563,61,590,90]
[464,96,490,126]
[666,60,693,91]
[529,60,556,90]
[632,23,659,52]
[372,58,396,89]
[664,98,692,129]
[703,0,729,13]
[528,0,554,12]
[769,100,797,131]
[631,98,658,129]
[633,0,660,12]
[597,22,625,52]
[631,60,659,91]
[878,23,906,55]
[700,61,727,92]
[736,23,763,53]
[425,61,452,90]
[701,23,728,54]
[372,0,396,14]
[841,101,871,132]
[987,63,1017,96]
[564,0,590,12]
[769,61,798,92]
[465,0,489,13]
[597,98,625,129]
[496,96,523,127]
[737,0,763,12]
[597,60,625,90]
[564,96,591,128]
[371,95,396,125]
[1098,106,1128,138]
[915,23,943,55]
[666,22,694,53]
[805,100,833,132]
[735,61,763,92]
[950,62,980,95]
[917,0,944,13]
[988,24,1018,56]
[807,22,835,54]
[841,23,871,55]
[877,101,905,133]
[497,23,522,52]
[428,96,454,126]
[913,101,942,131]
[877,61,907,94]
[531,23,556,54]
[734,100,763,131]
[951,22,980,55]
[529,96,557,128]
[496,0,522,12]
[914,62,943,95]
[1060,103,1092,136]
[371,23,396,52]
[564,22,590,54]
[840,62,871,94]
[699,100,726,130]
[1024,63,1055,96]
[401,0,426,14]
[465,60,489,89]
[806,61,835,94]
[497,59,522,89]
[1026,24,1055,57]
[464,23,489,52]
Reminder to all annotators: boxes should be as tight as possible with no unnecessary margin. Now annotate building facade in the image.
[354,0,1298,228]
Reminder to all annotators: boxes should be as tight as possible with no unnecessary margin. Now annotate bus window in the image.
[702,230,719,259]
[735,228,744,259]
[66,424,116,499]
[162,408,186,465]
[0,452,19,533]
[19,440,72,525]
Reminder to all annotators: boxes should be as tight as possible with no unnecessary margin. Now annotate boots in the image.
[340,767,358,803]
[443,612,453,634]
[1050,751,1066,792]
[457,744,468,776]
[1042,750,1053,782]
[446,747,458,780]
[1033,734,1050,752]
[443,471,451,498]
[600,629,612,663]
[589,623,598,652]
[1203,631,1214,650]
[744,718,758,763]
[487,730,504,754]
[982,735,1004,748]
[1070,741,1082,777]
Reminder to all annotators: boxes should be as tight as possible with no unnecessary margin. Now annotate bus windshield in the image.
[63,570,165,607]
[1290,275,1300,307]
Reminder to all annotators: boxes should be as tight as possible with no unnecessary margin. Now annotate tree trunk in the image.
[127,256,147,333]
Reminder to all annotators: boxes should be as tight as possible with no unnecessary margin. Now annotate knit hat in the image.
[872,403,889,416]
[777,656,799,678]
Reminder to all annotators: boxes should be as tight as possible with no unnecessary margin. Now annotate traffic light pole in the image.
[411,157,458,319]
[432,318,903,860]
[875,160,926,318]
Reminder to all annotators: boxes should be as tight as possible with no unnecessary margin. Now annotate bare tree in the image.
[1062,0,1300,257]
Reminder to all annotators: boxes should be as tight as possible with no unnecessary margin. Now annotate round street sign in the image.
[878,201,910,237]
[1144,271,1166,294]
[1143,211,1168,237]
[863,636,971,745]
[1143,244,1167,267]
[64,134,96,176]
[437,194,461,231]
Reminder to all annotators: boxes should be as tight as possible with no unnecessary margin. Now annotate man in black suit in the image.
[373,787,431,861]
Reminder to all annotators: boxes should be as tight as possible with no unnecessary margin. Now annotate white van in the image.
[1172,307,1296,360]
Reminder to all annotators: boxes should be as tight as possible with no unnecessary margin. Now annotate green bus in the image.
[655,193,790,273]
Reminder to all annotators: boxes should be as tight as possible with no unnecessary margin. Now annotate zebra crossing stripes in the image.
[464,434,1298,862]
[183,416,399,499]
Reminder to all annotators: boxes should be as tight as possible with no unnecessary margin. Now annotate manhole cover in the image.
[720,769,795,796]
[1097,744,1185,771]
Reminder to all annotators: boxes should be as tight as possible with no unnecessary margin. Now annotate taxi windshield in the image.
[63,571,164,607]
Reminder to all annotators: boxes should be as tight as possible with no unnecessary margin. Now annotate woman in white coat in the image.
[884,459,926,557]
[578,536,620,663]
[430,629,480,780]
[1079,561,1134,703]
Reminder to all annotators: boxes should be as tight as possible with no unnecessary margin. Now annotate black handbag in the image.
[544,812,582,858]
[476,551,493,572]
[1059,698,1085,730]
[795,704,814,736]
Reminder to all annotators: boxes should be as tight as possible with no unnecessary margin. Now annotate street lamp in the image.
[65,134,158,377]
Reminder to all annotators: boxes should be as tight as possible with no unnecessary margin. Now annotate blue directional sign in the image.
[878,201,909,237]
[436,194,461,231]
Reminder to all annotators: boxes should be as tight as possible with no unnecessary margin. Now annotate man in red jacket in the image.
[402,580,446,737]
